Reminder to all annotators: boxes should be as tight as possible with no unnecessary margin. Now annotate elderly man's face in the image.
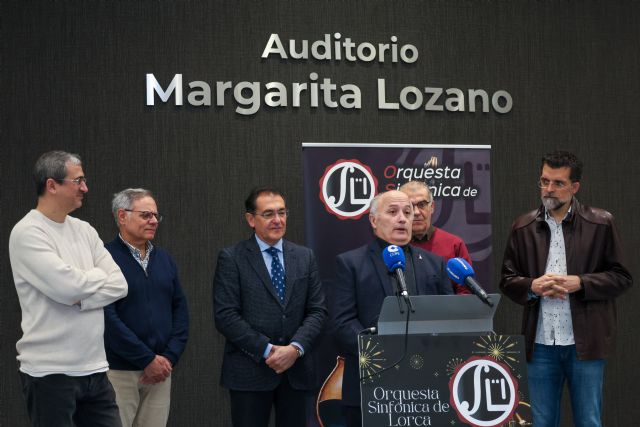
[370,191,413,245]
[401,185,434,239]
[118,196,159,247]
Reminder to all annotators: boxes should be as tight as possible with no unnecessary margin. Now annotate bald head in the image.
[369,190,413,245]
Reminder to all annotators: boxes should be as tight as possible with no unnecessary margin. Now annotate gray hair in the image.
[399,180,433,202]
[33,151,82,196]
[368,193,384,217]
[111,188,154,223]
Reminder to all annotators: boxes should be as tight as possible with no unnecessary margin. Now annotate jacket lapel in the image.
[245,238,282,304]
[411,248,431,295]
[535,210,552,276]
[368,242,394,296]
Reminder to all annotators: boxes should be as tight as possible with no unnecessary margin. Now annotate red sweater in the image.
[410,227,472,294]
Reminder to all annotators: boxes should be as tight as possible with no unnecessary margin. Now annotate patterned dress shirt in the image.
[534,209,575,345]
[119,234,154,273]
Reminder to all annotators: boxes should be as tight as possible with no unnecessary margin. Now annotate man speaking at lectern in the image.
[329,190,453,427]
[500,151,632,427]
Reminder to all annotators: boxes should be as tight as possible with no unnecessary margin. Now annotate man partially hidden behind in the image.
[500,151,632,427]
[9,150,128,426]
[104,188,189,427]
[330,190,453,427]
[213,187,327,427]
[399,180,472,294]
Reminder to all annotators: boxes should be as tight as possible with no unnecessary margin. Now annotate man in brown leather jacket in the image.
[500,150,632,427]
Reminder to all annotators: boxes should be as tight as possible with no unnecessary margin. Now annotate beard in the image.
[541,195,568,212]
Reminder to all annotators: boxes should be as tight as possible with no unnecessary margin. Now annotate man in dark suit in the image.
[214,187,327,427]
[329,190,453,427]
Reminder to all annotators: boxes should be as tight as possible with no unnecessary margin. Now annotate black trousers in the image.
[20,372,122,427]
[229,376,310,427]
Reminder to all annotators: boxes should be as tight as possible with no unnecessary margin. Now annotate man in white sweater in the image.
[9,150,128,427]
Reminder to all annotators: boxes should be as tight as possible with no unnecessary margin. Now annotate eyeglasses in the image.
[412,200,432,210]
[124,209,164,222]
[251,209,289,220]
[59,177,88,186]
[538,178,570,190]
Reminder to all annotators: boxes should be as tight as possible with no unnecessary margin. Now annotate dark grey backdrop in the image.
[2,1,639,426]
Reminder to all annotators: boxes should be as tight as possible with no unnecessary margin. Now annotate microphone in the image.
[358,327,377,335]
[382,245,408,297]
[446,258,494,307]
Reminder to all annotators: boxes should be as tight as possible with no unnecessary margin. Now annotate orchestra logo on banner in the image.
[319,159,377,220]
[448,356,519,427]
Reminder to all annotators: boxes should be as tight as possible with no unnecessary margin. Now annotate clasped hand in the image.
[139,355,172,385]
[265,345,298,374]
[531,274,582,299]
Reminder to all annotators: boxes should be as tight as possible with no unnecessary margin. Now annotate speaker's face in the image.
[370,190,413,246]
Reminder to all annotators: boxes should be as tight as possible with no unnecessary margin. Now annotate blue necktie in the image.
[266,247,285,303]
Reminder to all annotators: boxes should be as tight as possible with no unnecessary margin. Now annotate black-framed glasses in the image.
[250,209,289,220]
[411,200,432,210]
[124,209,164,222]
[59,177,88,186]
[538,178,569,190]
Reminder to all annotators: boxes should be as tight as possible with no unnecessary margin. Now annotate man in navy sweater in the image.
[104,188,189,427]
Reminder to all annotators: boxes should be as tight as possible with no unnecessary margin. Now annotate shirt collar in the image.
[119,234,153,257]
[255,234,284,252]
[544,205,573,223]
[375,236,412,255]
[537,198,577,224]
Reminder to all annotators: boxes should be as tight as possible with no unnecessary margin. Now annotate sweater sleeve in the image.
[161,258,189,366]
[9,221,126,307]
[79,228,128,311]
[104,302,157,369]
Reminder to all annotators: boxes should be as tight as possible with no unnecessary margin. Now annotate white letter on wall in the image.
[146,73,182,105]
[261,34,288,59]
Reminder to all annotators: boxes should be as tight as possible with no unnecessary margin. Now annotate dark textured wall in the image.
[2,1,639,426]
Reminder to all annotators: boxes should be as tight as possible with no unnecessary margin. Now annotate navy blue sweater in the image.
[104,237,189,370]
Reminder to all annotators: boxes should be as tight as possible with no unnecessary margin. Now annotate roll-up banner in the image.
[302,143,492,288]
[303,143,492,426]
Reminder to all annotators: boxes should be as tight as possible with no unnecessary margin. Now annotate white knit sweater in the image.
[9,209,128,375]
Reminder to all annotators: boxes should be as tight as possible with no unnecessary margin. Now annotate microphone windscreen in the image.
[446,257,475,285]
[382,245,406,272]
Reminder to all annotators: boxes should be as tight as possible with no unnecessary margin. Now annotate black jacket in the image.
[330,240,453,406]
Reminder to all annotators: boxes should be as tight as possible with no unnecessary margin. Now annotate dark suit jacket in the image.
[213,236,327,391]
[330,241,453,406]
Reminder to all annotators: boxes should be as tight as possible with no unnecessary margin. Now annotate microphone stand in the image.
[396,269,414,313]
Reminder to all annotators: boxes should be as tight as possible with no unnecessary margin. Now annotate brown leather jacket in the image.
[500,198,632,361]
